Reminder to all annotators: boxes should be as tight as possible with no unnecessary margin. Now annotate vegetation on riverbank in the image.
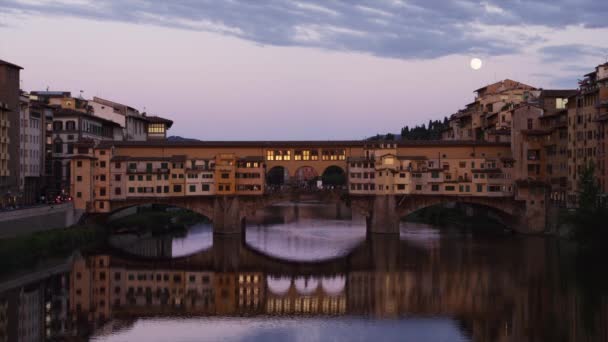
[563,163,608,248]
[0,206,207,277]
[0,223,107,277]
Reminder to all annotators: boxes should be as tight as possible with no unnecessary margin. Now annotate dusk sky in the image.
[1,0,607,140]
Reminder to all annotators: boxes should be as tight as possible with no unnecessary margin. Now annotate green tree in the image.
[570,162,608,245]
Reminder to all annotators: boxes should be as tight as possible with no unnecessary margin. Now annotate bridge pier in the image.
[213,196,246,235]
[366,195,400,235]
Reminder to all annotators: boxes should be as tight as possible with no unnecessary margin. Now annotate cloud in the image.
[1,0,607,60]
[539,44,608,63]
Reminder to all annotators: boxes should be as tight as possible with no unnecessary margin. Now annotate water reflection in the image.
[0,203,607,342]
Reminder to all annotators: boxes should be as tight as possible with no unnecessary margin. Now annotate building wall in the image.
[0,62,21,207]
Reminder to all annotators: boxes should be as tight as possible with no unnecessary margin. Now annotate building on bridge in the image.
[69,139,548,233]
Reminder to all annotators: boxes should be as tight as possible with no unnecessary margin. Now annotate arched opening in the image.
[321,166,346,188]
[293,166,319,189]
[266,166,289,187]
[107,204,213,258]
[402,202,513,231]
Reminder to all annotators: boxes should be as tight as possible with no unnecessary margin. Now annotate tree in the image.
[570,162,608,245]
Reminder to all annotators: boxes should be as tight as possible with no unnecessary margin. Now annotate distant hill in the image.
[166,136,200,142]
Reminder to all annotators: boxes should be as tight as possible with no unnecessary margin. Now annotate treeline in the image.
[400,118,450,140]
[368,117,450,141]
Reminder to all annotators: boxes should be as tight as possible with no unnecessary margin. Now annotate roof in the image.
[0,59,23,70]
[54,108,122,127]
[97,140,511,149]
[143,115,173,128]
[474,79,536,93]
[92,96,137,113]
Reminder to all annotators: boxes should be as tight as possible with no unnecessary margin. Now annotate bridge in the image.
[70,140,549,234]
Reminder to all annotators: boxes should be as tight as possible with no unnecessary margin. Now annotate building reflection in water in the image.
[1,207,607,341]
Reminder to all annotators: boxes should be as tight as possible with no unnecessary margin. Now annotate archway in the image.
[294,166,319,189]
[321,166,346,188]
[400,200,516,231]
[267,166,289,187]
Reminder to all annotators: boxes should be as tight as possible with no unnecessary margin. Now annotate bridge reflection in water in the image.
[67,219,607,342]
[2,204,607,342]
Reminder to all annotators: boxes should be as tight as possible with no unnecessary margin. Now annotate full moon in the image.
[470,58,483,70]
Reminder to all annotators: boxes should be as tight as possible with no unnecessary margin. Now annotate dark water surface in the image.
[1,203,607,341]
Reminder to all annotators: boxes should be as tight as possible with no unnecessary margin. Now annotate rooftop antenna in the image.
[79,90,84,99]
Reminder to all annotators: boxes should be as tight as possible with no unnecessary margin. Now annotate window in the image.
[189,185,196,192]
[128,187,135,193]
[100,161,106,168]
[76,192,82,198]
[148,123,166,134]
[100,188,106,196]
[476,184,483,192]
[66,120,76,130]
[115,187,121,195]
[115,162,121,169]
[173,185,182,192]
[53,121,63,131]
[221,173,229,179]
[527,119,533,130]
[431,185,439,191]
[415,184,422,190]
[76,160,82,167]
[266,150,275,161]
[115,174,121,181]
[76,175,82,182]
[445,185,455,191]
[156,186,162,193]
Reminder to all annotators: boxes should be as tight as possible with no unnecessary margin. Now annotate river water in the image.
[1,203,607,341]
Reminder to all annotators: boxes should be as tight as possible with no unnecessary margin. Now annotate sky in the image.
[1,0,608,140]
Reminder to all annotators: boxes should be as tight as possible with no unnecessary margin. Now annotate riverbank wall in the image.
[0,204,84,238]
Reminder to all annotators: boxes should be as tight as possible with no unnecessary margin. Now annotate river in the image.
[0,203,607,341]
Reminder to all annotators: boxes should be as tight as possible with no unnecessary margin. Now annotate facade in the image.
[52,109,121,193]
[89,96,150,141]
[0,59,22,207]
[567,63,608,204]
[18,93,45,204]
[443,79,537,142]
[70,140,519,214]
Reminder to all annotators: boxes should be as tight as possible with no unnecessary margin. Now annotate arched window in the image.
[53,121,63,131]
[66,120,76,130]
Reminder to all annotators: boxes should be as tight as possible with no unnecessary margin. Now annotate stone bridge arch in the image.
[395,195,526,227]
[350,195,532,234]
[107,196,215,222]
